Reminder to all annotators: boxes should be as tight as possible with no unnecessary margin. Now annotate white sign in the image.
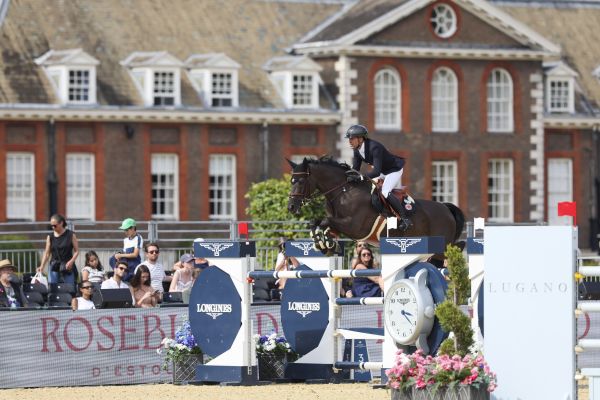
[485,226,576,400]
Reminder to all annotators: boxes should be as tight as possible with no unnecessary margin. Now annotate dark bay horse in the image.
[287,157,465,253]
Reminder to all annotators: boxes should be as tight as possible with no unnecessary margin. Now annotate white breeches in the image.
[382,169,403,197]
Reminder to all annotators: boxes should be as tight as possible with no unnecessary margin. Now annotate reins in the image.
[289,169,351,206]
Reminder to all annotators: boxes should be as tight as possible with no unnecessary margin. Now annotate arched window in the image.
[431,67,458,132]
[374,68,401,130]
[486,68,513,132]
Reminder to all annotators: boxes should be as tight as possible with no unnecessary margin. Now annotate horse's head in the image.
[287,158,312,215]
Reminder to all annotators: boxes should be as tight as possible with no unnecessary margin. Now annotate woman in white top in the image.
[72,280,96,310]
[169,254,195,292]
[81,250,105,283]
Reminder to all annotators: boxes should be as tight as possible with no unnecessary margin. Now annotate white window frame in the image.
[374,68,401,131]
[66,153,95,220]
[209,154,237,220]
[211,71,236,107]
[487,158,514,222]
[67,68,94,104]
[430,3,457,38]
[546,77,574,113]
[6,152,35,221]
[152,70,178,106]
[547,158,573,226]
[431,160,458,205]
[292,73,317,108]
[431,67,458,132]
[487,68,514,133]
[151,154,179,220]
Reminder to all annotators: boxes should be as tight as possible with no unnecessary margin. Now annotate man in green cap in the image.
[109,218,143,282]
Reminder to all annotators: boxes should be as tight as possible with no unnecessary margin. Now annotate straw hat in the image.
[0,259,16,272]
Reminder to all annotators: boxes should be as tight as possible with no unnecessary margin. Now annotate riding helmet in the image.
[345,124,368,139]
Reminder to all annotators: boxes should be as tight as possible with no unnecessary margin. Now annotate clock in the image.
[384,268,435,353]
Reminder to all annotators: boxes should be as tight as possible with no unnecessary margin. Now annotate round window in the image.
[430,3,457,38]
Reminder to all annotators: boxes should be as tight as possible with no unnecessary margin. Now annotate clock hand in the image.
[400,309,412,324]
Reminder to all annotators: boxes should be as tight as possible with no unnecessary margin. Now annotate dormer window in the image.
[544,61,577,114]
[35,49,99,105]
[264,56,322,109]
[185,53,240,108]
[121,51,183,107]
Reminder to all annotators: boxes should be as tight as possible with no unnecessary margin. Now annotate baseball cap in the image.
[180,254,194,264]
[119,218,136,230]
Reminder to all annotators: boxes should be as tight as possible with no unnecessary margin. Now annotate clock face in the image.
[385,281,420,344]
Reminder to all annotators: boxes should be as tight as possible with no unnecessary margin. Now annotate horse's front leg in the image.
[309,217,351,253]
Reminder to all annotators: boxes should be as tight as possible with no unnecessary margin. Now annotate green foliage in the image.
[0,234,38,272]
[434,244,474,356]
[444,244,470,305]
[245,174,326,244]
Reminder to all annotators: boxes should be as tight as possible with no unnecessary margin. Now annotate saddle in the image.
[371,181,415,218]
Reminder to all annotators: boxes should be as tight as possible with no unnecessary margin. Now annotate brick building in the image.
[0,0,599,248]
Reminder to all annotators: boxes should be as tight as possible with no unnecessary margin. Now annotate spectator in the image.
[135,242,166,297]
[109,218,143,282]
[345,247,383,298]
[169,254,194,292]
[101,260,130,289]
[81,250,105,284]
[0,259,27,308]
[181,267,202,304]
[129,265,159,308]
[71,280,96,310]
[37,214,79,285]
[350,241,368,269]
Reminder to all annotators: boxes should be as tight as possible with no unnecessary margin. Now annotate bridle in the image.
[289,169,348,206]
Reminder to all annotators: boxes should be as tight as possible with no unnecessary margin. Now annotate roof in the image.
[499,2,600,111]
[0,0,344,109]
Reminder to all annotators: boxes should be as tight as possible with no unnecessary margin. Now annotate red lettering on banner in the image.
[41,317,63,352]
[256,312,278,335]
[143,315,165,350]
[127,365,135,376]
[97,316,116,351]
[376,310,383,344]
[64,317,93,351]
[119,315,139,350]
[92,368,100,377]
[168,314,177,339]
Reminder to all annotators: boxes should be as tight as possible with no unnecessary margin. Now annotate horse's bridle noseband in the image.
[289,169,348,205]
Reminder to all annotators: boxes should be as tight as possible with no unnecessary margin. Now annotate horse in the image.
[286,156,465,261]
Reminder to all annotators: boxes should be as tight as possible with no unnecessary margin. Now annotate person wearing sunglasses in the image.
[134,242,165,297]
[101,260,130,289]
[37,214,79,285]
[345,247,383,298]
[72,280,96,311]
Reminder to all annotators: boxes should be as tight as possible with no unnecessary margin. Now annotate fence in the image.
[0,220,361,274]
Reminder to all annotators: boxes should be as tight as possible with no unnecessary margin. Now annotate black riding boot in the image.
[386,195,413,231]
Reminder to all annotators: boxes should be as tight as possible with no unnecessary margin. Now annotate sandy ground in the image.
[0,383,392,400]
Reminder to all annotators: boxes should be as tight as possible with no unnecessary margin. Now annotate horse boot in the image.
[386,194,413,231]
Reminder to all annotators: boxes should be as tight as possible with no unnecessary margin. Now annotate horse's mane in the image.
[304,155,351,171]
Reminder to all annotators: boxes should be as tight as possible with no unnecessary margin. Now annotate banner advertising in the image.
[0,303,384,388]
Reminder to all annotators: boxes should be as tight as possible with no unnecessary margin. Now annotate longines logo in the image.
[398,298,409,305]
[487,281,568,294]
[196,303,233,319]
[288,301,320,317]
[197,242,234,257]
[385,238,422,253]
[473,238,484,246]
[290,242,314,256]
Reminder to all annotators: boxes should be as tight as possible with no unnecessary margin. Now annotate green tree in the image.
[435,244,474,356]
[245,174,326,252]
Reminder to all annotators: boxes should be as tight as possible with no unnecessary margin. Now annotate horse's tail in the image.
[444,203,465,244]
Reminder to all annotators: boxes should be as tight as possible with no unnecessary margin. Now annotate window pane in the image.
[431,161,458,205]
[375,69,401,130]
[549,79,570,112]
[547,158,573,225]
[68,70,90,103]
[151,154,179,219]
[292,74,313,107]
[6,153,35,220]
[211,72,234,107]
[432,68,458,132]
[487,159,513,222]
[66,153,95,219]
[487,69,513,132]
[209,155,236,220]
[153,71,175,106]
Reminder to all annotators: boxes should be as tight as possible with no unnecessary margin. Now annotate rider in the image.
[345,124,412,231]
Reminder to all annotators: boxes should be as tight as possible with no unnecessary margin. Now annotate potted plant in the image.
[254,332,298,381]
[157,319,203,384]
[386,244,497,399]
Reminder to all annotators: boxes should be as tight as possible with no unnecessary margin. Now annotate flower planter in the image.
[257,353,287,381]
[172,353,204,384]
[392,386,490,400]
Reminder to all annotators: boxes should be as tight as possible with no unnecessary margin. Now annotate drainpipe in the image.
[47,118,58,217]
[261,121,269,180]
[593,124,600,253]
